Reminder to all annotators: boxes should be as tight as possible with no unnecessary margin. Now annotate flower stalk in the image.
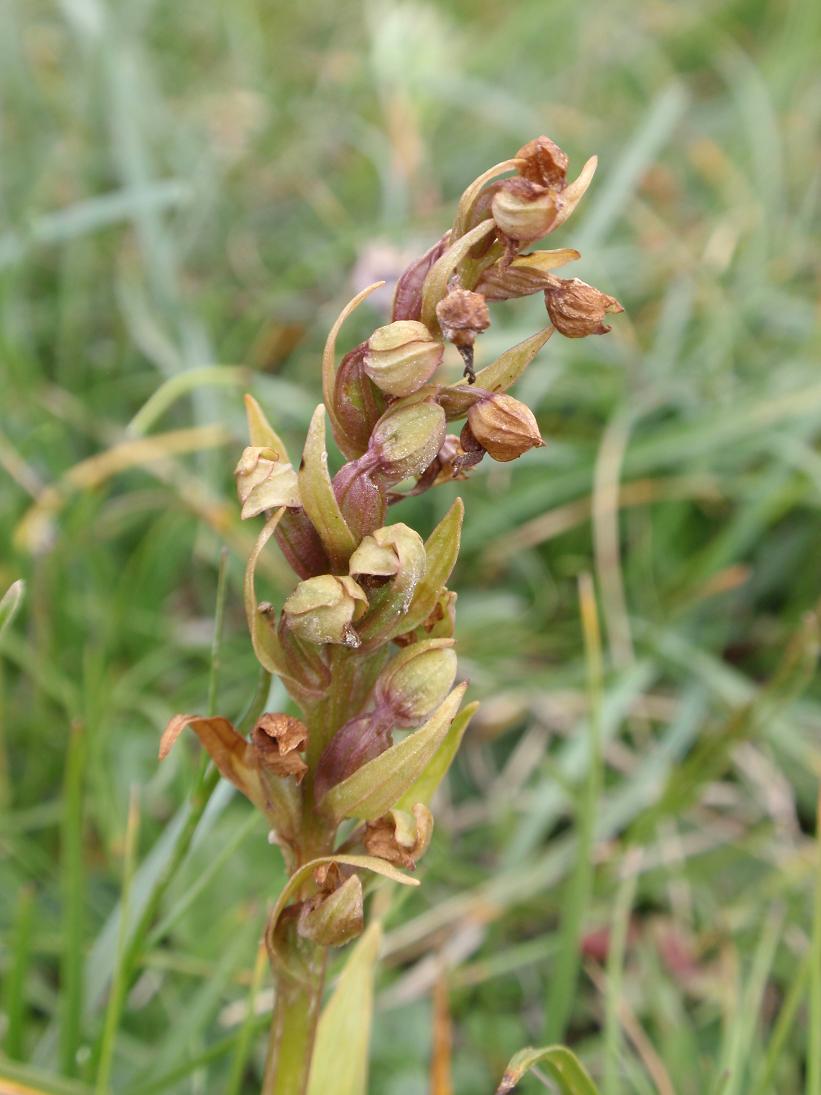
[160,135,621,1093]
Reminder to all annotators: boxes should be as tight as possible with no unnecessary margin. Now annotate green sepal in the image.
[322,282,385,459]
[395,700,479,810]
[243,393,290,461]
[243,510,329,696]
[420,219,497,335]
[451,158,521,241]
[322,683,467,822]
[390,498,463,640]
[438,327,554,421]
[299,405,358,571]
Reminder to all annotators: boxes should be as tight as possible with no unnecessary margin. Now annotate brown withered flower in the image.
[543,274,624,338]
[465,392,544,462]
[252,713,309,783]
[435,280,491,382]
[515,135,569,189]
[364,803,433,869]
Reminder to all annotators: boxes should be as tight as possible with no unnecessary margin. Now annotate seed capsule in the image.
[543,275,623,338]
[282,574,368,647]
[466,392,544,463]
[364,320,444,397]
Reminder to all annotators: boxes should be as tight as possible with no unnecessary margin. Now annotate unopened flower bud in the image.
[466,392,544,462]
[543,275,623,338]
[282,574,367,647]
[234,447,300,519]
[368,400,447,486]
[373,639,457,727]
[349,522,425,581]
[252,713,308,783]
[333,343,386,456]
[364,321,444,397]
[364,804,433,869]
[491,178,559,243]
[298,872,363,947]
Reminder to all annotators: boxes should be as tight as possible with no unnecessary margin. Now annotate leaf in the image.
[323,683,467,822]
[158,714,299,836]
[266,855,417,975]
[241,511,328,695]
[299,405,358,570]
[395,701,479,810]
[307,923,382,1095]
[243,509,292,679]
[420,219,497,334]
[243,393,290,461]
[496,1045,599,1095]
[0,579,25,638]
[388,498,463,640]
[472,325,555,394]
[322,282,385,458]
[159,715,266,809]
[439,328,555,422]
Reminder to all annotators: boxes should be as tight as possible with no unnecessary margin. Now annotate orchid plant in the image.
[161,135,621,1094]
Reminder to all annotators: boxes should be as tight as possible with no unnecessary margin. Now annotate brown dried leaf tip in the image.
[544,275,624,338]
[252,713,309,783]
[364,803,433,869]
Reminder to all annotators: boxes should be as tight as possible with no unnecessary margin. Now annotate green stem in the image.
[262,955,327,1095]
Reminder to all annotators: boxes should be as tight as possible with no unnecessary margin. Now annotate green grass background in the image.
[1,0,820,1091]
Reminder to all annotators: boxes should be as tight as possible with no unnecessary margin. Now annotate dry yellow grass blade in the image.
[13,424,232,553]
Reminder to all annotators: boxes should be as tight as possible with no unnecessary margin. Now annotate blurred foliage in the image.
[1,0,820,1092]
